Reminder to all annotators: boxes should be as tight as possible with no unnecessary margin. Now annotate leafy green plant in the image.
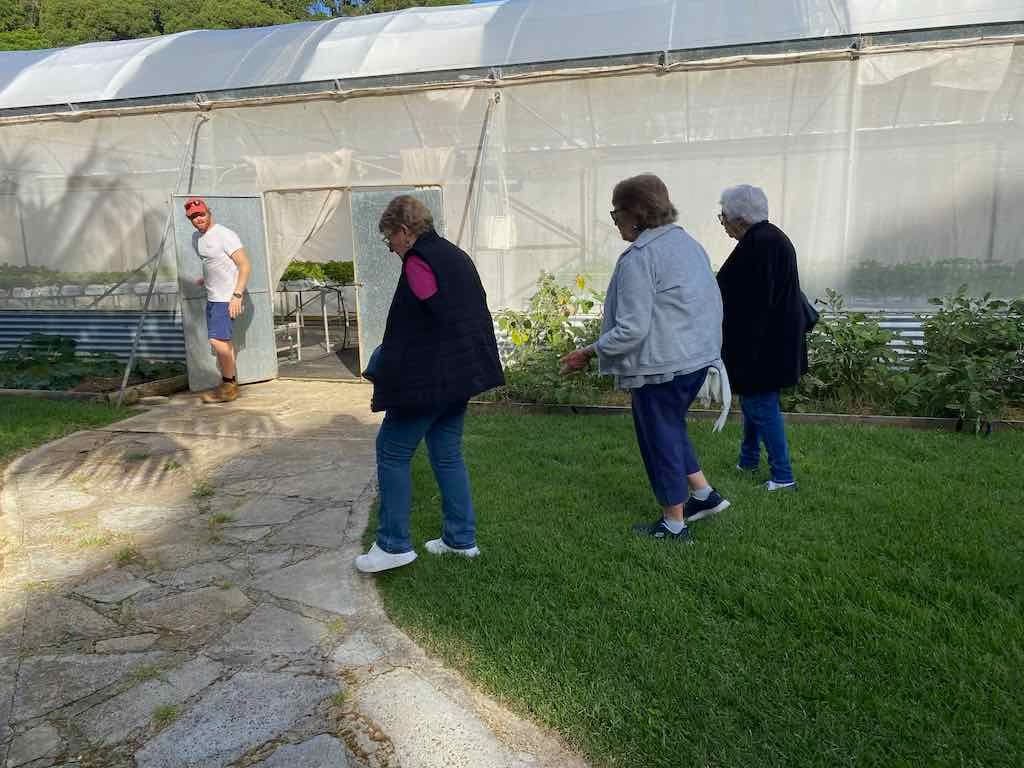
[280,260,354,284]
[496,272,598,353]
[322,260,354,284]
[792,290,899,412]
[0,333,184,391]
[280,260,327,283]
[493,272,612,404]
[910,287,1024,431]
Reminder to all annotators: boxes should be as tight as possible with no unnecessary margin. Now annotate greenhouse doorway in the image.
[265,185,443,382]
[266,187,360,381]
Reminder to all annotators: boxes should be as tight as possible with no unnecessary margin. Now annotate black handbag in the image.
[362,344,384,382]
[801,292,819,332]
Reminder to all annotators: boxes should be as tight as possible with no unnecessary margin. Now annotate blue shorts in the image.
[205,301,233,341]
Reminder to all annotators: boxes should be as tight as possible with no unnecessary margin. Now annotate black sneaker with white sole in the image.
[685,489,731,522]
[632,518,691,541]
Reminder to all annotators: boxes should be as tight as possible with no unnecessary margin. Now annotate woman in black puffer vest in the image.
[355,195,504,574]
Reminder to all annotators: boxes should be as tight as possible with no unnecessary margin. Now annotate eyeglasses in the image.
[380,233,393,245]
[717,212,727,224]
[609,208,625,222]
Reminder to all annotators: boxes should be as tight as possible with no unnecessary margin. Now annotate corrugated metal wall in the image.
[0,310,185,361]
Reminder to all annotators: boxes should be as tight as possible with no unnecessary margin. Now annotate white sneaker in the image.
[424,538,481,558]
[355,543,417,573]
[765,480,797,491]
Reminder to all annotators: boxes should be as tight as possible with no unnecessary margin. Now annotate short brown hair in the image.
[378,195,435,238]
[612,174,678,231]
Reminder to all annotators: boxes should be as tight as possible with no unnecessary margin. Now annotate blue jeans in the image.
[375,401,476,554]
[738,392,795,484]
[631,368,708,507]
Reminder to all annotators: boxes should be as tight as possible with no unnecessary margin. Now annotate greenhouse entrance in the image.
[267,185,443,382]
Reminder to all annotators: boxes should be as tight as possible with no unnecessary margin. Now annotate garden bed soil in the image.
[0,374,187,405]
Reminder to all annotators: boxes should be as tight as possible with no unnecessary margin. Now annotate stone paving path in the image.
[0,381,587,768]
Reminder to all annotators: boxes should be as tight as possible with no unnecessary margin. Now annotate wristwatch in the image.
[232,292,243,298]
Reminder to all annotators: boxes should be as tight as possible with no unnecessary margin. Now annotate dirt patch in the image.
[70,376,125,393]
[70,373,183,394]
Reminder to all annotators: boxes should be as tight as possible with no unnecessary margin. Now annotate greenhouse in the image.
[1,0,1023,387]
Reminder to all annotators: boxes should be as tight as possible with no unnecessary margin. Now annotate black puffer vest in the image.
[370,230,505,413]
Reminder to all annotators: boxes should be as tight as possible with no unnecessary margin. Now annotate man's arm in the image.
[228,248,251,319]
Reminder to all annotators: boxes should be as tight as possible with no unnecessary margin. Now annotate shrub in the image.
[494,272,612,404]
[0,333,184,391]
[910,287,1024,430]
[792,290,899,412]
[490,274,1024,423]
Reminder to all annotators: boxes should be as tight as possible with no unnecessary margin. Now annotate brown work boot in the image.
[200,381,239,403]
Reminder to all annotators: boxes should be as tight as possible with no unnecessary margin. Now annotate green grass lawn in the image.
[0,395,133,466]
[372,413,1024,768]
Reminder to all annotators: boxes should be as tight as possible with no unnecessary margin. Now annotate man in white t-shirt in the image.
[185,197,252,403]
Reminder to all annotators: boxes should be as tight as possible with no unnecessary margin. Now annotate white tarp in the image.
[1,0,1023,110]
[1,2,1023,313]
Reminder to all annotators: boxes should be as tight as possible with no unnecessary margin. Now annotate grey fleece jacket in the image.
[594,224,724,380]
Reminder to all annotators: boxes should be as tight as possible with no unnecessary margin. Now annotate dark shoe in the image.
[685,489,731,523]
[632,518,691,541]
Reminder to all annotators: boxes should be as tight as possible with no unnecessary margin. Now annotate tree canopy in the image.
[0,0,470,51]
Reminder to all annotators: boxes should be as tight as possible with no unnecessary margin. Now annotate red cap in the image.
[184,197,209,217]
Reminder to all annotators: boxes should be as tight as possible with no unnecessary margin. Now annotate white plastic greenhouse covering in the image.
[1,0,1024,313]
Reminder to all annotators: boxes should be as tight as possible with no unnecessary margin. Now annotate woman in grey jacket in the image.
[561,174,730,541]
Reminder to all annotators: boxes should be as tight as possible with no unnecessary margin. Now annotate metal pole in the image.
[839,49,862,275]
[321,287,330,350]
[295,293,302,361]
[456,92,499,248]
[17,202,30,268]
[116,114,207,407]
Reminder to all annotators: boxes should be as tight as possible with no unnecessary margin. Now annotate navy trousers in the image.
[630,368,708,507]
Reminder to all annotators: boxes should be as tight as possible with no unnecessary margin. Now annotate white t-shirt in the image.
[193,223,243,302]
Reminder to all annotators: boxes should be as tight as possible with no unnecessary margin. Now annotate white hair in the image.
[719,184,769,225]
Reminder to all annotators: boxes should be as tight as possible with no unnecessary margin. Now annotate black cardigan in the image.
[370,230,504,413]
[716,221,808,395]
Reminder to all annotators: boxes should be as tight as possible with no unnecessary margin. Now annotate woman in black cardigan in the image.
[716,185,807,491]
